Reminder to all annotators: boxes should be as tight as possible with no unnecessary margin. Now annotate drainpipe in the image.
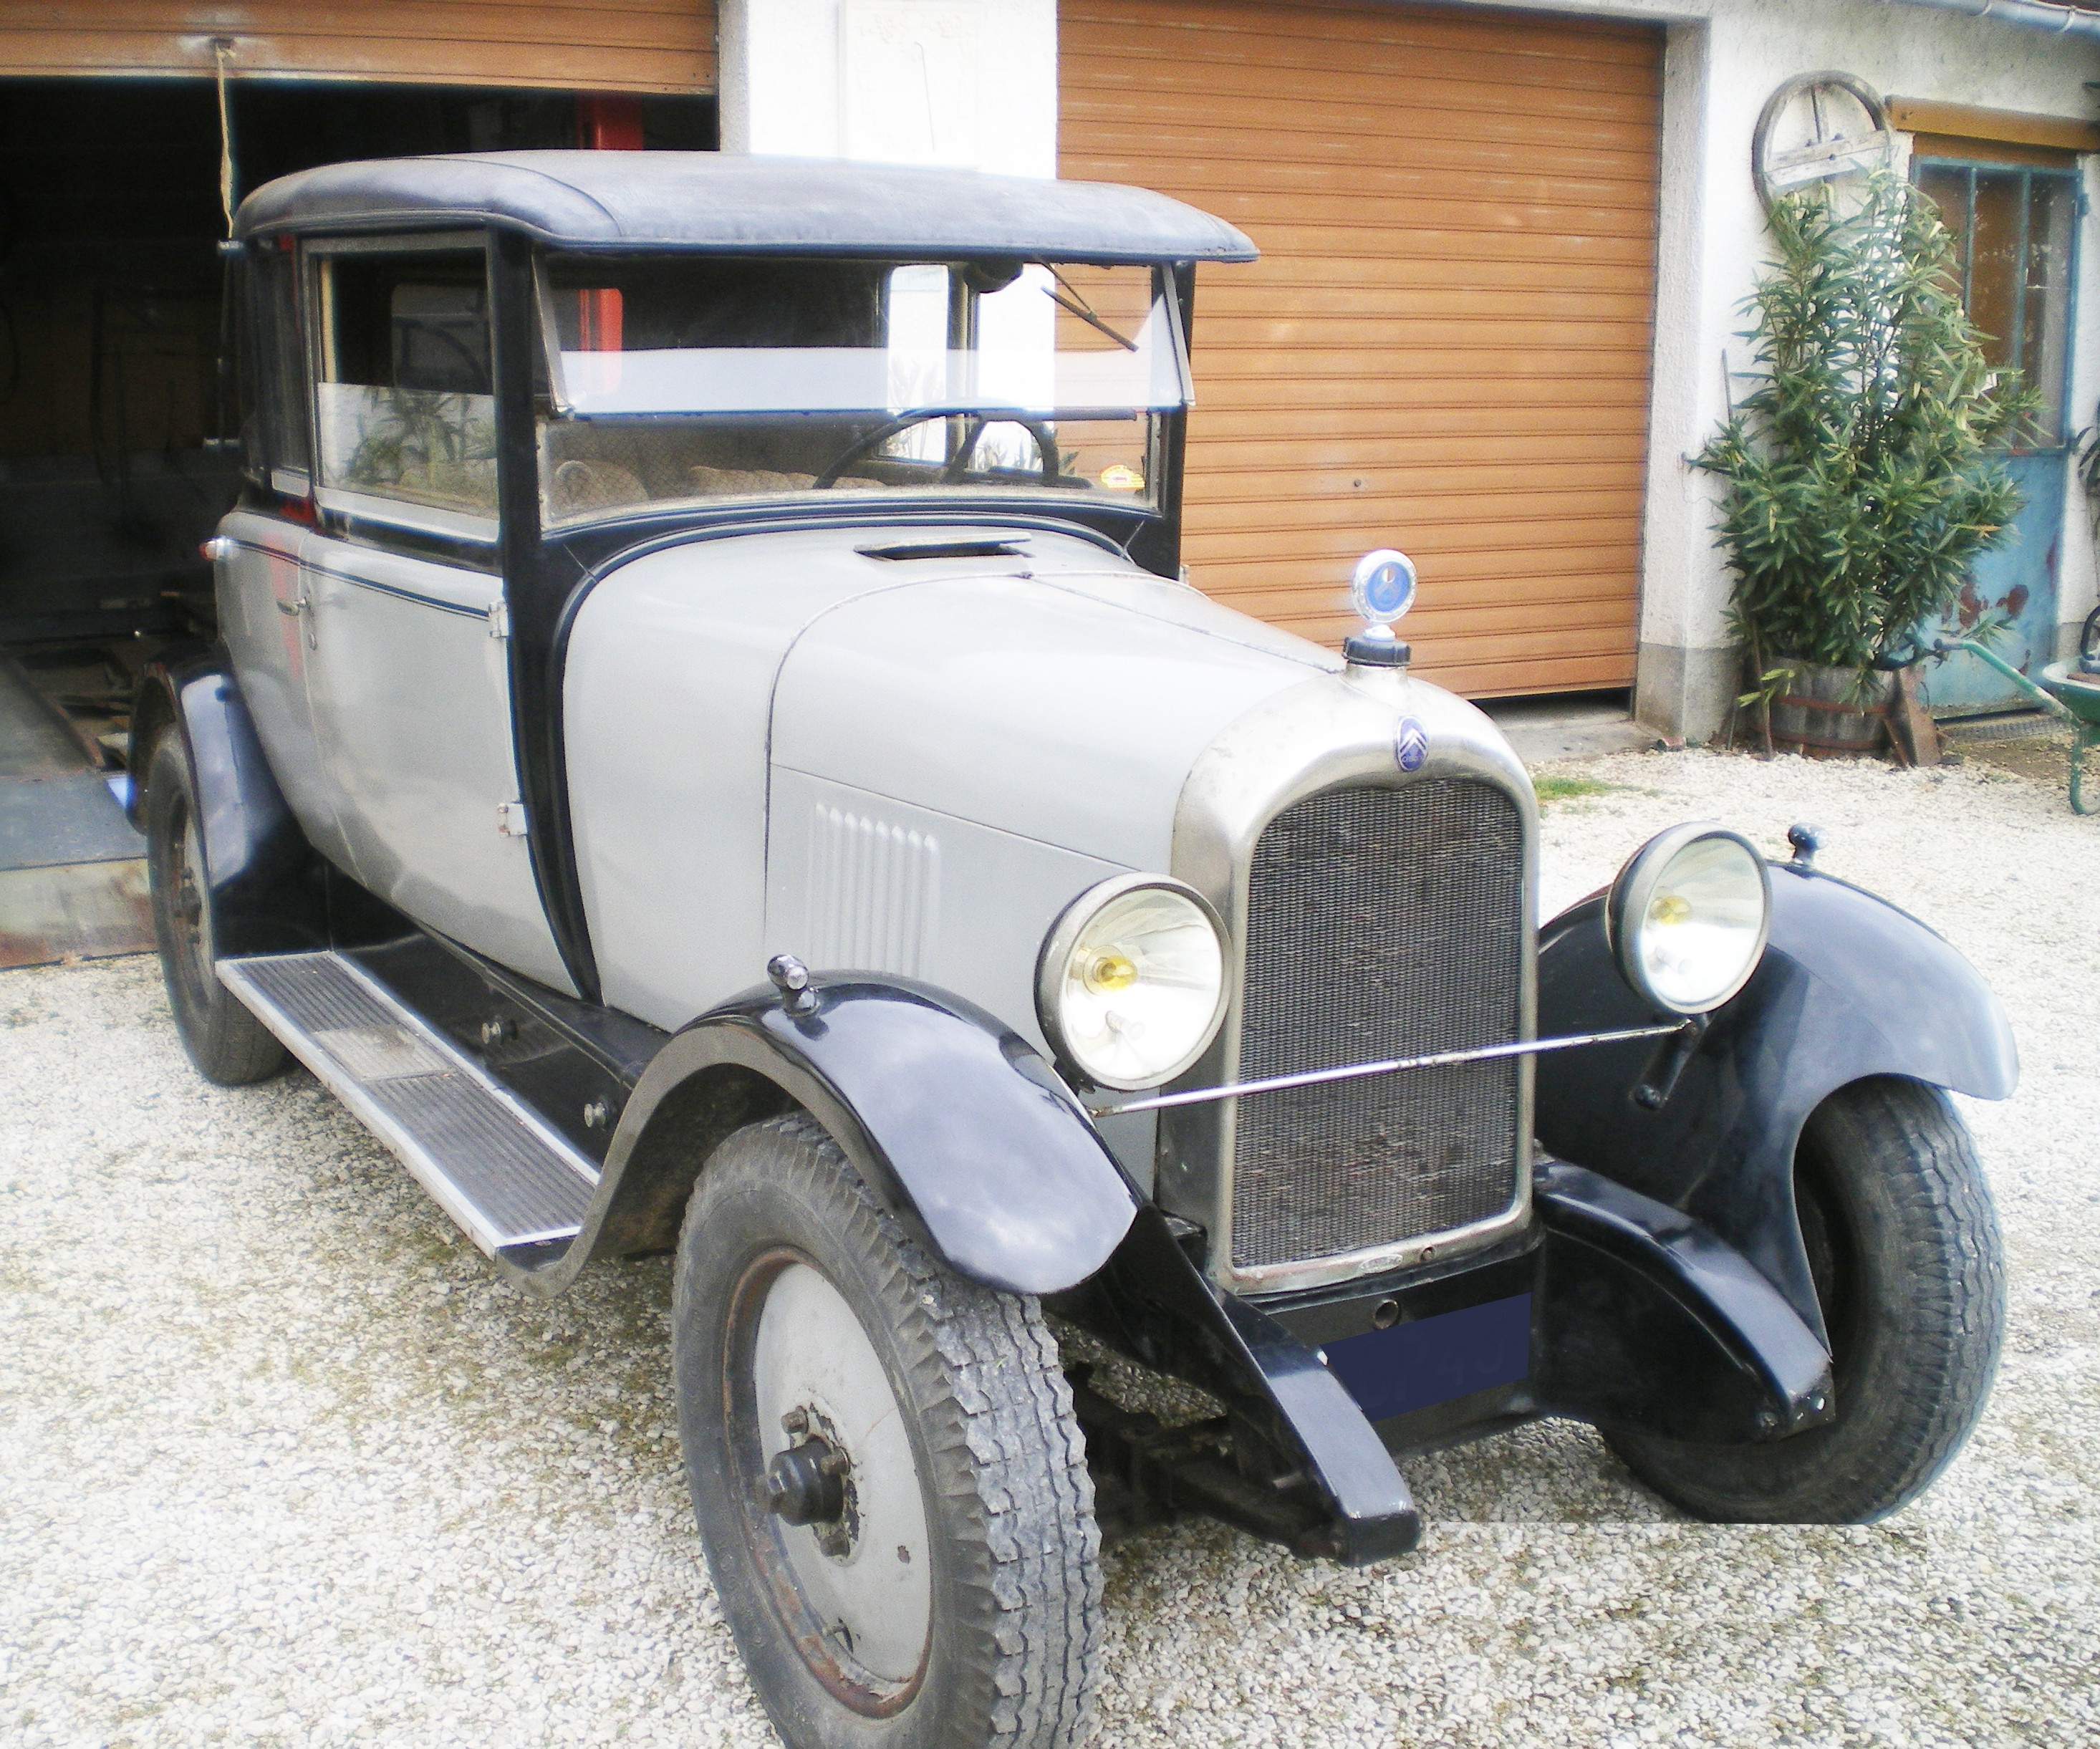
[1885,0,2100,40]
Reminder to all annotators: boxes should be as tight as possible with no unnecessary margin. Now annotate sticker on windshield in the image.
[1099,463,1143,490]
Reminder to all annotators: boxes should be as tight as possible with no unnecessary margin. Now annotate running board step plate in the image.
[219,950,599,1257]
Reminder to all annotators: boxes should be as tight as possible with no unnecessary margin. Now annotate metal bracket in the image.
[496,801,529,837]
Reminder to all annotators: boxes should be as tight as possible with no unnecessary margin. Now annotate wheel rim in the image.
[153,787,215,1004]
[728,1251,933,1713]
[178,805,215,976]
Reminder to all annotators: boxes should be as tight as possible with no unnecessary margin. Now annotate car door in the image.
[213,243,361,873]
[299,235,575,995]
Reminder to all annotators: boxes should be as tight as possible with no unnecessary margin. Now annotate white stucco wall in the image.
[721,0,2100,728]
[719,0,1058,177]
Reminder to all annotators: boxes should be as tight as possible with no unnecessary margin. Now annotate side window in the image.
[254,245,312,491]
[312,248,498,539]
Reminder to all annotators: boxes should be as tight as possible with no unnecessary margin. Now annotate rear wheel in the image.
[144,733,285,1086]
[1607,1076,2003,1522]
[673,1112,1102,1749]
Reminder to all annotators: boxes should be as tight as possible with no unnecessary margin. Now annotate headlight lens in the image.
[1607,825,1772,1014]
[1038,876,1228,1090]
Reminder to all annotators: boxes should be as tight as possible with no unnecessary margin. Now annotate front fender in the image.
[593,973,1140,1297]
[1535,864,2015,1334]
[129,647,327,958]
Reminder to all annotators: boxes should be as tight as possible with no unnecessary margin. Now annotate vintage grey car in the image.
[135,153,2015,1749]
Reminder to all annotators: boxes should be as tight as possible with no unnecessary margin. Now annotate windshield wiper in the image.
[1043,266,1140,353]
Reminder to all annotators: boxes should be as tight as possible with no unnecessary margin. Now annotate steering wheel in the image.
[811,410,1060,489]
[395,317,491,395]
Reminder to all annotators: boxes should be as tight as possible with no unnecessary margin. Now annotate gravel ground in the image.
[3,746,2095,1749]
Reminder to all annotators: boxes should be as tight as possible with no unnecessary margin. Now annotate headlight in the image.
[1037,874,1228,1090]
[1607,825,1772,1014]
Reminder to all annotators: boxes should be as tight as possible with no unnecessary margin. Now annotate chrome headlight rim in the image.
[1606,824,1773,1016]
[1036,872,1230,1092]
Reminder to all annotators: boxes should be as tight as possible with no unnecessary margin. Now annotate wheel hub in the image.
[767,1410,857,1556]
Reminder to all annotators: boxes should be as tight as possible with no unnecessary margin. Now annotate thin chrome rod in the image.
[1097,1023,1687,1117]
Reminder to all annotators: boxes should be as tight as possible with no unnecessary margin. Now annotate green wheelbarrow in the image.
[1933,605,2100,816]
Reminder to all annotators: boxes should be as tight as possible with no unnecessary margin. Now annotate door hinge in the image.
[496,801,529,837]
[488,598,510,639]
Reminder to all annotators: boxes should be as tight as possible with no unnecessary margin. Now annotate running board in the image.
[218,950,599,1258]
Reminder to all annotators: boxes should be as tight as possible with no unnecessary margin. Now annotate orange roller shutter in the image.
[2,1,716,95]
[1060,0,1661,696]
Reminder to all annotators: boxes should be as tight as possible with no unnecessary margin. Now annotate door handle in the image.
[276,586,316,648]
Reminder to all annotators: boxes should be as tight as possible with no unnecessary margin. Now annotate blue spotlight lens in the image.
[1350,549,1417,627]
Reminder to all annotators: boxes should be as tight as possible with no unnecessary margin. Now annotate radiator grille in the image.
[1230,779,1526,1272]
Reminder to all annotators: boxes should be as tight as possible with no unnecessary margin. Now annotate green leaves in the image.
[1695,172,2040,680]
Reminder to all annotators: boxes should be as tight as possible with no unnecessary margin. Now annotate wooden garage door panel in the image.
[1061,0,1660,694]
[4,1,716,92]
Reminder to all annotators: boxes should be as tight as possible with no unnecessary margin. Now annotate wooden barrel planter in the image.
[1766,664,1896,758]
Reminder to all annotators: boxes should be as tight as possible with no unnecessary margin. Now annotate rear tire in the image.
[673,1112,1102,1749]
[144,733,286,1086]
[1607,1076,2003,1522]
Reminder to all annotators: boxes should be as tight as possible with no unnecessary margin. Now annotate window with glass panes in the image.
[1914,153,2080,450]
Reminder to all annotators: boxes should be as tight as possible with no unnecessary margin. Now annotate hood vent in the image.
[857,539,1030,562]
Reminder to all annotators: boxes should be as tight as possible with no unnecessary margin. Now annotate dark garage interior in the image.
[0,76,713,965]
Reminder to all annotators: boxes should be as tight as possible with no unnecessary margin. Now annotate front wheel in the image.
[673,1113,1102,1749]
[1607,1076,2004,1523]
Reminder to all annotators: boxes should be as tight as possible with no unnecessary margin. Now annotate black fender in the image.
[1072,1207,1420,1565]
[1536,863,2016,1336]
[582,973,1140,1298]
[127,647,329,958]
[1532,1160,1834,1442]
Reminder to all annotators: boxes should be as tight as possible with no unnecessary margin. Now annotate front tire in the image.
[143,732,286,1086]
[1607,1076,2004,1522]
[674,1113,1102,1749]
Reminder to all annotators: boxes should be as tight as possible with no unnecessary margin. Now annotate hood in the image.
[768,545,1335,871]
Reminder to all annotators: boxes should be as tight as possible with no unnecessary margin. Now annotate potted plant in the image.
[1696,170,2036,756]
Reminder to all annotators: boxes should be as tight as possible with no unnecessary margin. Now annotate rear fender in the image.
[1535,864,2016,1335]
[128,648,328,957]
[583,973,1141,1298]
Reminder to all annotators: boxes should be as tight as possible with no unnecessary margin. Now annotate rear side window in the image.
[254,246,312,491]
[312,246,498,540]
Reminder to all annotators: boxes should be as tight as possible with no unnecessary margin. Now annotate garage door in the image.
[4,2,715,93]
[1061,0,1661,695]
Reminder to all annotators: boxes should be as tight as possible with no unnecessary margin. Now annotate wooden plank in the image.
[0,1,717,90]
[1064,0,1659,71]
[1890,98,2096,155]
[1909,131,2082,170]
[1194,545,1648,581]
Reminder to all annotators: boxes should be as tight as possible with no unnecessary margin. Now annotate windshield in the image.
[534,255,1185,526]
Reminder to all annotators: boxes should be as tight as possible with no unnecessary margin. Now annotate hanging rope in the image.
[212,38,238,236]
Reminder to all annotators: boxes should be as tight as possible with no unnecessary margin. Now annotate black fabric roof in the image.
[235,151,1258,263]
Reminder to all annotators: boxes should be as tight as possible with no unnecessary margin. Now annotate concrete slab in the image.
[1476,693,1657,766]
